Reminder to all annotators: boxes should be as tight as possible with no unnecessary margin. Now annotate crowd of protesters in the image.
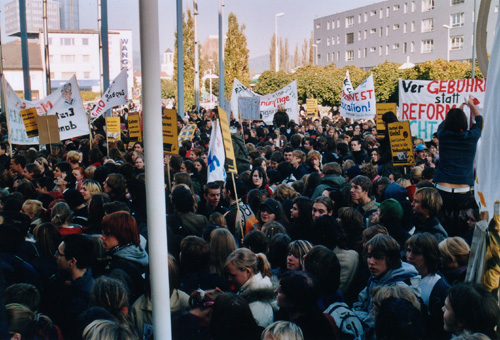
[0,95,498,340]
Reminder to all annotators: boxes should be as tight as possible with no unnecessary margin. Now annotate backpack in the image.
[324,302,365,340]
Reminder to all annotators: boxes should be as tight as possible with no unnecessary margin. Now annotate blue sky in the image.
[1,0,380,58]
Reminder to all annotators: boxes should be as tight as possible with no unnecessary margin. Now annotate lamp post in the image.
[442,25,451,62]
[275,12,284,72]
[312,44,317,65]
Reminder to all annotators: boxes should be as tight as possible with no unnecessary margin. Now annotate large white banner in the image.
[230,79,299,125]
[475,15,500,217]
[2,75,90,145]
[90,68,128,121]
[399,78,486,140]
[340,72,376,120]
[207,120,226,183]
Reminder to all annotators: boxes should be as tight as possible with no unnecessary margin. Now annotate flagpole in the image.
[218,0,225,106]
[176,0,184,116]
[42,0,51,96]
[19,0,31,100]
[0,21,6,117]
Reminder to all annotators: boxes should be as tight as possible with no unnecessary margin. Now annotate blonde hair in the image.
[439,237,470,266]
[209,212,227,227]
[225,248,272,279]
[82,320,138,340]
[371,285,421,317]
[210,228,237,277]
[261,321,304,340]
[67,150,81,164]
[273,184,300,201]
[22,199,45,217]
[396,178,411,188]
[81,180,102,196]
[51,202,72,227]
[7,303,53,339]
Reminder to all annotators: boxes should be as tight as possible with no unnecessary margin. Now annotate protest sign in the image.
[220,98,232,120]
[340,72,376,120]
[376,103,397,138]
[218,106,237,173]
[207,120,226,182]
[399,78,486,140]
[178,124,197,143]
[128,113,142,142]
[106,117,121,142]
[388,121,415,167]
[2,75,89,145]
[38,115,60,144]
[20,107,39,138]
[306,98,319,118]
[162,109,178,155]
[90,69,128,121]
[238,97,260,120]
[230,79,299,125]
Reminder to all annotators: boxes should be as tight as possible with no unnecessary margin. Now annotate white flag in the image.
[340,72,376,120]
[90,68,128,121]
[207,120,226,183]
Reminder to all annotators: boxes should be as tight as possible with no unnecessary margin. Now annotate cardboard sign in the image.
[20,107,39,138]
[388,121,415,167]
[376,103,397,138]
[238,97,260,120]
[37,115,60,144]
[178,124,197,143]
[128,113,142,142]
[306,98,319,117]
[162,109,178,155]
[106,117,121,142]
[218,106,237,173]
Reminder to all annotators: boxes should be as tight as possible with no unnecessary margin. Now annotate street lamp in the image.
[442,24,451,62]
[275,12,284,72]
[312,44,317,66]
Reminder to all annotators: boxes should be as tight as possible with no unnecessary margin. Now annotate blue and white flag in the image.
[207,119,226,183]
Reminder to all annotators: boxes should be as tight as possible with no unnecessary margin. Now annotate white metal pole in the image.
[447,28,450,62]
[43,0,51,96]
[138,1,171,339]
[275,15,278,72]
[472,0,477,77]
[194,0,199,113]
[218,0,224,104]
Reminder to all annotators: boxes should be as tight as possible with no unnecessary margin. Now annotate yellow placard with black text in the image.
[105,117,121,142]
[20,107,39,138]
[162,109,178,155]
[218,106,237,173]
[128,113,142,142]
[388,121,415,167]
[306,98,319,118]
[376,103,397,138]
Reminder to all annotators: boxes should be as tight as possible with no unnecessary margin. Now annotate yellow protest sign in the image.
[218,106,237,173]
[20,107,39,138]
[388,121,415,167]
[162,109,178,155]
[306,98,319,118]
[105,117,121,142]
[376,103,397,138]
[128,113,142,142]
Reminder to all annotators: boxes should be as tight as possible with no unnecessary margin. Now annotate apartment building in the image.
[313,0,499,69]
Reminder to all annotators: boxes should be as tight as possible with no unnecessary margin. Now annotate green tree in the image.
[174,8,195,113]
[253,70,292,95]
[161,79,177,99]
[224,12,250,98]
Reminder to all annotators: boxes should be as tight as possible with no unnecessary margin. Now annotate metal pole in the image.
[98,0,110,105]
[176,0,184,116]
[0,11,6,116]
[138,1,171,340]
[19,0,31,100]
[471,0,477,78]
[194,0,199,113]
[218,0,224,105]
[447,28,450,62]
[43,0,51,96]
[275,15,278,72]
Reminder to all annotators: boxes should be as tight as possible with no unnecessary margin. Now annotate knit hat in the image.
[378,198,403,221]
[344,165,361,179]
[260,199,280,215]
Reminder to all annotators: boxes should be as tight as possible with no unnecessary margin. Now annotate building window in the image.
[386,45,389,55]
[346,16,354,27]
[411,41,415,52]
[404,3,408,13]
[379,46,383,56]
[421,39,434,53]
[337,19,340,27]
[451,35,464,49]
[364,48,368,57]
[358,49,361,58]
[346,33,354,44]
[316,38,321,44]
[422,18,434,32]
[496,5,499,12]
[394,4,400,10]
[371,28,377,34]
[327,37,330,46]
[380,9,384,19]
[411,1,416,12]
[82,55,90,63]
[332,37,335,45]
[332,20,335,29]
[452,0,464,4]
[346,50,354,61]
[411,21,416,32]
[404,23,408,33]
[386,7,390,16]
[422,0,434,11]
[370,10,377,16]
[358,14,362,23]
[316,23,321,29]
[62,72,75,79]
[61,55,75,63]
[393,24,400,30]
[48,38,53,45]
[379,27,383,37]
[404,42,408,53]
[370,46,376,52]
[358,31,362,41]
[364,30,367,39]
[326,53,329,62]
[61,38,74,45]
[393,43,400,49]
[82,38,89,45]
[327,22,330,30]
[84,72,91,79]
[451,13,464,27]
[337,36,340,44]
[386,26,390,36]
[337,52,340,61]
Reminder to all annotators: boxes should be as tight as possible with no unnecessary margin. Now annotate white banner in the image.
[230,79,299,124]
[475,14,500,217]
[90,68,128,121]
[207,119,226,183]
[399,78,486,140]
[340,71,376,120]
[2,75,90,145]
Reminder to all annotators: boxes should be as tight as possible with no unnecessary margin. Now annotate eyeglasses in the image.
[54,249,66,258]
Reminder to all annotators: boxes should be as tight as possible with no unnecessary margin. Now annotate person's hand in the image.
[467,96,481,117]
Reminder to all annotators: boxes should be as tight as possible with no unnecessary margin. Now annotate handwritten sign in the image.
[388,121,415,167]
[178,124,197,143]
[162,109,178,155]
[106,117,121,142]
[20,107,39,137]
[376,103,397,138]
[218,106,237,173]
[90,69,128,121]
[340,72,376,119]
[306,98,319,118]
[128,113,142,142]
[399,78,486,140]
[238,97,260,120]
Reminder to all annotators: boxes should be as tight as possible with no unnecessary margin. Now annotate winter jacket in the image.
[311,174,346,199]
[414,216,448,243]
[238,272,277,328]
